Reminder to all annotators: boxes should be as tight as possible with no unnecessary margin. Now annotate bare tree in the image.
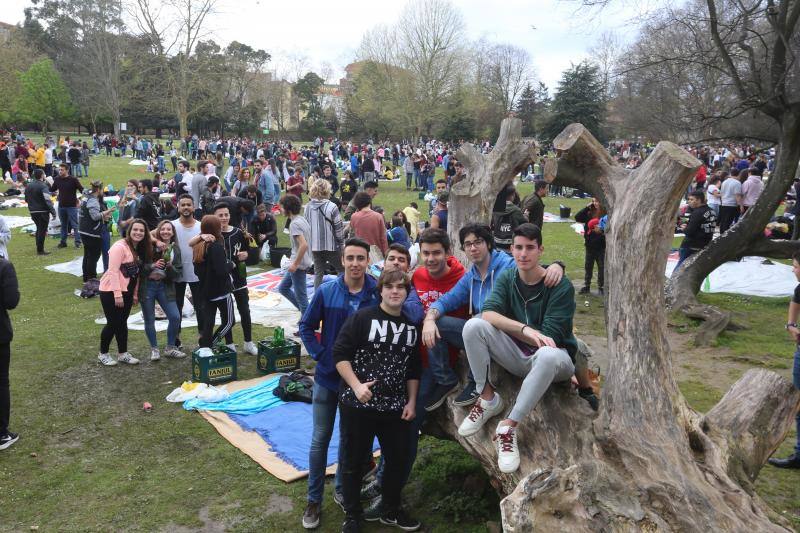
[396,0,465,135]
[127,0,217,137]
[482,43,535,112]
[589,30,623,100]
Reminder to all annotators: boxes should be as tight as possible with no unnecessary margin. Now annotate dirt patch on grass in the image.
[161,503,244,533]
[264,494,293,515]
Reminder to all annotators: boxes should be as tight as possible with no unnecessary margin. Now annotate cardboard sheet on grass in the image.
[197,374,378,482]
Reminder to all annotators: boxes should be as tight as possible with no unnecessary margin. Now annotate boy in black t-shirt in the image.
[768,251,800,470]
[334,269,421,532]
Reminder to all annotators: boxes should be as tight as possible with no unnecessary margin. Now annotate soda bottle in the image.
[163,244,173,263]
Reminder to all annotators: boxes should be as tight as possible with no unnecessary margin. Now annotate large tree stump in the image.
[432,123,800,531]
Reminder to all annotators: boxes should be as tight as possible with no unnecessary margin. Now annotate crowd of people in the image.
[3,128,800,532]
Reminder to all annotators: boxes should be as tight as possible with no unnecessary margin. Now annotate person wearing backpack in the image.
[304,178,345,289]
[574,198,606,295]
[491,184,526,252]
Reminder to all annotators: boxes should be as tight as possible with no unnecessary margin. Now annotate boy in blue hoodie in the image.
[299,238,422,530]
[422,223,566,411]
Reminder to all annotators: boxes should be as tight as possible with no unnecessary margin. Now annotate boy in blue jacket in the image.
[299,238,422,530]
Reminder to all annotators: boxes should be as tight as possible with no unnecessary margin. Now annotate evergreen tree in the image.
[542,61,605,142]
[516,83,536,136]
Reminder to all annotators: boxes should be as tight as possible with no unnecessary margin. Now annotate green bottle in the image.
[163,244,172,263]
[273,326,284,346]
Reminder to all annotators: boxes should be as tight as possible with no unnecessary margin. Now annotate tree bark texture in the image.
[434,123,800,531]
[450,118,537,261]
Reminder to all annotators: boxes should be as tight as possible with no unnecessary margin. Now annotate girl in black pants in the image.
[193,215,235,348]
[97,219,151,366]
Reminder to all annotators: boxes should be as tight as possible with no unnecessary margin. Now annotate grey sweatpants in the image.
[462,317,574,422]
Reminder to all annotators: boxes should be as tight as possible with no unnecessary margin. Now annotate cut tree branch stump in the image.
[434,122,799,531]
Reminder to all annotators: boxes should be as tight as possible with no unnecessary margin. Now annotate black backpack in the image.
[492,211,514,249]
[273,371,314,403]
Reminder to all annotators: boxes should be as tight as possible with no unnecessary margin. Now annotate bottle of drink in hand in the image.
[238,260,246,278]
[163,244,172,263]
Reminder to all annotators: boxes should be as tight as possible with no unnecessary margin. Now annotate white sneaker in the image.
[150,348,161,361]
[164,345,187,359]
[226,343,236,352]
[243,341,258,355]
[457,393,504,437]
[117,352,140,365]
[495,423,520,473]
[98,352,117,366]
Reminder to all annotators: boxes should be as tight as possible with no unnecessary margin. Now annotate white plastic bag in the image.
[260,242,270,263]
[165,381,230,403]
[280,254,291,270]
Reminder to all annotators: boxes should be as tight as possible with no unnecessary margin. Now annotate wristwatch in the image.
[786,323,798,329]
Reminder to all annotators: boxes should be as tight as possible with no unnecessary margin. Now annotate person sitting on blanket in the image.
[298,238,422,530]
[457,223,578,474]
[334,268,422,532]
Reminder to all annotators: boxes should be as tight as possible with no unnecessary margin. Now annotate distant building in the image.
[0,21,15,43]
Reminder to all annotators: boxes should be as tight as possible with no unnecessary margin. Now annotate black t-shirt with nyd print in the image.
[333,305,421,415]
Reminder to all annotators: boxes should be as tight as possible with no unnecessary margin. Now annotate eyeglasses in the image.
[463,238,485,249]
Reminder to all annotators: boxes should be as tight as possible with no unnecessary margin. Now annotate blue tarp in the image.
[183,375,285,415]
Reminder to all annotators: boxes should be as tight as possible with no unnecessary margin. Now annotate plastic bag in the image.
[280,254,291,270]
[166,381,230,403]
[260,241,270,263]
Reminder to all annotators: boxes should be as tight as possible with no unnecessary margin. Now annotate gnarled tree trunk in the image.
[449,118,537,262]
[430,123,800,531]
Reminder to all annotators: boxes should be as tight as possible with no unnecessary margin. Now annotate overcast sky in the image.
[1,0,652,91]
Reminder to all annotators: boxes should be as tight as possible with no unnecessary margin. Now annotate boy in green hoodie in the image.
[457,223,577,474]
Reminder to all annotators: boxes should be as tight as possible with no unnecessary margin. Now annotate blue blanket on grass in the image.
[230,402,379,471]
[183,375,285,415]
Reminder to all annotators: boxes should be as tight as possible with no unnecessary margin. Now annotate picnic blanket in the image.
[196,375,378,481]
[666,253,796,298]
[2,215,33,229]
[543,211,573,223]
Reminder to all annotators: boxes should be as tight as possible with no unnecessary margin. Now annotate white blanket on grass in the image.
[666,255,796,298]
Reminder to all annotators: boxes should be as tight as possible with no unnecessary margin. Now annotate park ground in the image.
[0,146,798,531]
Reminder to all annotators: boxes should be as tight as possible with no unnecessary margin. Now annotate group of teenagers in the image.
[293,220,599,532]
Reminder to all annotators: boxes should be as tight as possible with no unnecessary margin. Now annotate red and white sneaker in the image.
[457,393,504,437]
[495,423,520,473]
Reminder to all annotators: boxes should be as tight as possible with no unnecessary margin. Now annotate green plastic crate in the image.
[257,338,301,374]
[192,345,238,384]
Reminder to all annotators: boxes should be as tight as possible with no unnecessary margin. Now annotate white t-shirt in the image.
[706,184,721,206]
[171,218,201,283]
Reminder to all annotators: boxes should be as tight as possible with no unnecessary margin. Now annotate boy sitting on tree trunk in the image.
[458,223,577,473]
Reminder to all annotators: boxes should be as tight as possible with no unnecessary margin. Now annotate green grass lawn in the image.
[0,147,798,531]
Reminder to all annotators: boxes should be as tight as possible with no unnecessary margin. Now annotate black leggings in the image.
[225,289,251,344]
[31,212,49,253]
[0,342,10,434]
[82,235,103,282]
[200,295,235,348]
[99,286,135,354]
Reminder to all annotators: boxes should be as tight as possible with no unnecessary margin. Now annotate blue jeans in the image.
[308,381,343,503]
[71,163,83,177]
[278,268,308,316]
[157,156,165,172]
[82,164,89,177]
[140,281,181,348]
[676,246,696,268]
[58,206,81,245]
[794,346,800,454]
[428,315,473,387]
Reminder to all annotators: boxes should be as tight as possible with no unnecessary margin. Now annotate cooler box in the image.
[192,345,238,384]
[257,338,301,374]
[559,205,571,219]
